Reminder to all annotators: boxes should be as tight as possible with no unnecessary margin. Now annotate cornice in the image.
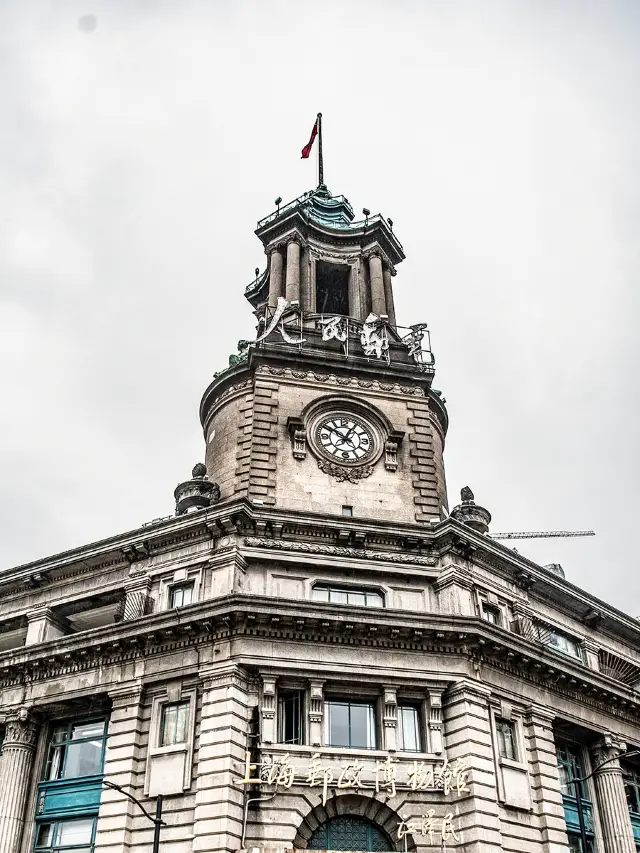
[0,595,638,731]
[242,537,438,567]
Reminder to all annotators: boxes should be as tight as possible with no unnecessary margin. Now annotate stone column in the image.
[348,263,363,320]
[382,266,396,326]
[590,736,636,853]
[368,252,387,317]
[268,246,284,309]
[0,715,40,853]
[285,239,301,304]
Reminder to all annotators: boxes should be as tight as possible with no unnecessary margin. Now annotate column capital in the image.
[591,733,627,770]
[2,714,40,750]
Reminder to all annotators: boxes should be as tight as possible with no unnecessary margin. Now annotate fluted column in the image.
[268,246,284,309]
[0,715,40,853]
[590,736,635,853]
[368,252,387,317]
[382,266,396,326]
[285,238,301,304]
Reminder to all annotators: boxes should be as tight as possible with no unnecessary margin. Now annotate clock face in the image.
[315,415,375,464]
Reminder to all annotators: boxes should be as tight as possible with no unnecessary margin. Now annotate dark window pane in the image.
[496,719,516,760]
[316,262,349,315]
[35,823,54,847]
[278,691,302,745]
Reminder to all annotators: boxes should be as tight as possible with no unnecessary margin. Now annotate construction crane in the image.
[488,530,595,541]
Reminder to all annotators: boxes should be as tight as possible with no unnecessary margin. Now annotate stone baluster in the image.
[368,253,387,317]
[382,266,396,326]
[590,736,636,853]
[0,714,40,853]
[268,246,284,309]
[285,238,301,304]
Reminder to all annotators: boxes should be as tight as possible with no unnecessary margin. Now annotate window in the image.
[567,836,593,853]
[308,816,393,851]
[35,816,96,852]
[278,690,303,745]
[44,720,107,781]
[495,718,517,760]
[325,700,377,749]
[316,261,349,315]
[557,742,589,799]
[397,704,422,752]
[341,505,353,517]
[540,626,581,659]
[482,604,500,625]
[169,583,193,608]
[159,702,189,747]
[624,767,640,815]
[312,585,384,608]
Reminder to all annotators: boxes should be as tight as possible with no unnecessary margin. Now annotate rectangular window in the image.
[482,604,500,625]
[44,719,107,781]
[341,505,353,517]
[542,627,581,659]
[169,583,194,609]
[278,690,303,745]
[567,835,593,853]
[397,705,422,752]
[35,817,95,851]
[624,768,640,815]
[495,718,517,760]
[312,585,384,608]
[316,261,350,315]
[556,742,588,799]
[160,702,189,747]
[325,700,377,749]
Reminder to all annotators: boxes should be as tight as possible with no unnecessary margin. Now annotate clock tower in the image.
[200,184,449,524]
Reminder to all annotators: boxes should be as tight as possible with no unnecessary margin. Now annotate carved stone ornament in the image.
[243,537,438,567]
[3,716,39,750]
[384,431,404,472]
[287,417,307,459]
[317,459,374,483]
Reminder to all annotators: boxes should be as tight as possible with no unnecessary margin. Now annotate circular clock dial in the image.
[316,416,375,464]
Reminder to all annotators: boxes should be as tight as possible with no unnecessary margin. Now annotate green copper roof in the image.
[306,184,355,227]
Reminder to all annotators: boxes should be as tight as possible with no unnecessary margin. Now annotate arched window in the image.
[308,815,393,851]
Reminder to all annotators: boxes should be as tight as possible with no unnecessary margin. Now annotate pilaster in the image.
[308,680,324,748]
[122,574,151,620]
[382,266,396,326]
[381,686,397,753]
[368,252,386,317]
[94,686,145,853]
[193,665,255,853]
[443,679,503,852]
[25,606,67,645]
[434,564,474,616]
[590,735,635,853]
[268,247,284,309]
[0,714,40,853]
[523,704,570,853]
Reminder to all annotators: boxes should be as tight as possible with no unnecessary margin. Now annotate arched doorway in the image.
[308,815,393,851]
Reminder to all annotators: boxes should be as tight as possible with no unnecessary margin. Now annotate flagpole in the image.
[317,112,323,187]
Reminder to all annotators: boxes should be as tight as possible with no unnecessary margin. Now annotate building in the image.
[0,180,639,853]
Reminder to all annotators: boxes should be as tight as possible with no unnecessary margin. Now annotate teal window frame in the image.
[34,815,97,852]
[556,741,594,843]
[308,815,393,851]
[43,719,108,782]
[623,766,640,847]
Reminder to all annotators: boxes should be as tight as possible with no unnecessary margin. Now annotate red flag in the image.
[301,119,318,159]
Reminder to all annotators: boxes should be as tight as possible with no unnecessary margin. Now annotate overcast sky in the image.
[1,1,638,614]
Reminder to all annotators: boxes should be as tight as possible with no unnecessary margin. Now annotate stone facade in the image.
[1,184,639,853]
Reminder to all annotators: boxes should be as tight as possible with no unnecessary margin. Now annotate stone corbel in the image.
[287,417,307,460]
[308,680,325,748]
[382,687,398,753]
[261,677,277,745]
[384,430,405,472]
[427,689,444,754]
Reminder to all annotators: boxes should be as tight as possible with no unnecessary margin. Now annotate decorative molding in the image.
[242,537,438,566]
[2,717,40,750]
[317,459,374,483]
[254,365,424,396]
